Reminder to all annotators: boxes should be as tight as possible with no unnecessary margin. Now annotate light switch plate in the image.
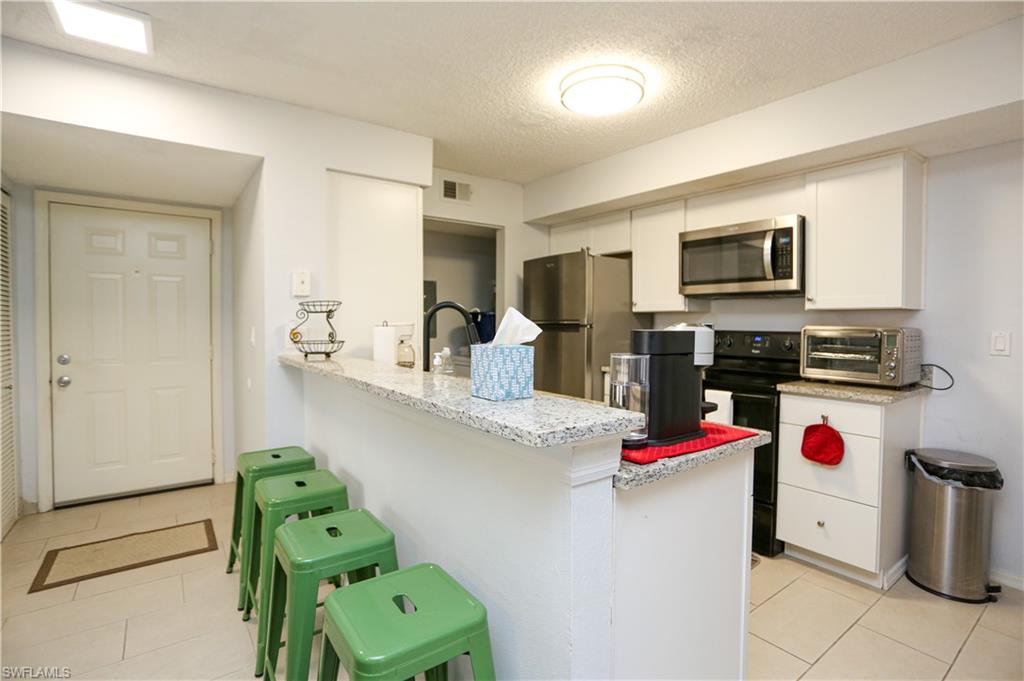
[990,330,1012,356]
[291,270,311,297]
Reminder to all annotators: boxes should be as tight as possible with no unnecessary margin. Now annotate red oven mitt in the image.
[801,417,844,466]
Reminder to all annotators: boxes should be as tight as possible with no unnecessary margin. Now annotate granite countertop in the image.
[614,429,772,490]
[279,353,644,448]
[777,380,930,405]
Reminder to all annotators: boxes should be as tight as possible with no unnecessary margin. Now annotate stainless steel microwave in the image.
[679,215,804,296]
[801,326,922,387]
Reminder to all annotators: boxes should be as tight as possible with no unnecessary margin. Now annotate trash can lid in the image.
[909,448,998,472]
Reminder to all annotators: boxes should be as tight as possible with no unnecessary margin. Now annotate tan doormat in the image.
[29,519,217,593]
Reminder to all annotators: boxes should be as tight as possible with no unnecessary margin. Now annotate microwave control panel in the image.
[773,228,794,280]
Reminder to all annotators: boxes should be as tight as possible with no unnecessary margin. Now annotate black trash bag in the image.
[916,458,1004,490]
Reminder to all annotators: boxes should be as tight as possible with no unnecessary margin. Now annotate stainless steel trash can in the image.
[907,448,1003,603]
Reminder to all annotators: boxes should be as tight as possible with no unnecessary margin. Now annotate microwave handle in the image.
[762,230,775,280]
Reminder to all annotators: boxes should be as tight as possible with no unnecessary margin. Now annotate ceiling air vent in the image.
[442,179,472,202]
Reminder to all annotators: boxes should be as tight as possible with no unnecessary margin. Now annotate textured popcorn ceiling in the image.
[2,2,1020,183]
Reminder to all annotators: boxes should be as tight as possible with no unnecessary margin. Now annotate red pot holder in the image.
[801,416,844,466]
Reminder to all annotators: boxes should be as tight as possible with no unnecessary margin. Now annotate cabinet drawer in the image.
[777,483,879,572]
[778,423,881,506]
[780,395,881,438]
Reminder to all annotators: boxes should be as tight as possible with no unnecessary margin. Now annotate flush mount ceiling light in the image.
[48,0,152,54]
[560,64,645,116]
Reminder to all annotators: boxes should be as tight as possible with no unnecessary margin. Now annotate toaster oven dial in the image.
[886,371,896,380]
[887,361,896,369]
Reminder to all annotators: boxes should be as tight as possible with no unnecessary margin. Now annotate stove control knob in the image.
[723,336,734,349]
[782,338,795,352]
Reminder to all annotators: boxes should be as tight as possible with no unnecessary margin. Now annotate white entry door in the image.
[50,202,213,504]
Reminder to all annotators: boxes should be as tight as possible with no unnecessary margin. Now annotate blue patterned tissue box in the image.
[470,344,534,401]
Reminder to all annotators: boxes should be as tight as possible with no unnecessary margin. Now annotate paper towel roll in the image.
[373,322,414,364]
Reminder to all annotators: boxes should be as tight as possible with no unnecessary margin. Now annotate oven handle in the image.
[762,230,775,281]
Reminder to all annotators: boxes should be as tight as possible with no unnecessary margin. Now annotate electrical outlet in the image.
[292,270,311,297]
[990,330,1012,357]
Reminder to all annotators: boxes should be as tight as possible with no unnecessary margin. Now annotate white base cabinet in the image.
[805,152,925,310]
[777,393,923,588]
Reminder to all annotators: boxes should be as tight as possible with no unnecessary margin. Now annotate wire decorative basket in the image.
[298,300,341,314]
[290,299,343,359]
[294,339,345,359]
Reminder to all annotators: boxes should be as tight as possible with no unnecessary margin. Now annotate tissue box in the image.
[470,344,534,401]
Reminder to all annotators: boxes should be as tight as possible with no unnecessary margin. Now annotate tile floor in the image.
[1,484,1022,680]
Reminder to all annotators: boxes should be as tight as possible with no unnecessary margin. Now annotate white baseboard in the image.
[882,555,909,590]
[990,568,1024,592]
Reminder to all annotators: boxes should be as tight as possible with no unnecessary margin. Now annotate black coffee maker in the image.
[625,328,714,448]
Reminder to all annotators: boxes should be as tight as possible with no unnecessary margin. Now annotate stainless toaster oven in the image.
[800,326,922,387]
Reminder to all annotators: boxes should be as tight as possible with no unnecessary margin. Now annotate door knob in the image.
[816,520,826,528]
[57,354,71,365]
[56,376,72,388]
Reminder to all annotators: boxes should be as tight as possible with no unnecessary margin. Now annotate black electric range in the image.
[703,330,801,557]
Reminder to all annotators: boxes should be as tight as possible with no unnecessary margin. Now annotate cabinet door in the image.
[630,200,708,312]
[588,211,630,255]
[549,220,589,255]
[806,154,916,310]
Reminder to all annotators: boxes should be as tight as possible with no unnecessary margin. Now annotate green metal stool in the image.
[245,470,349,653]
[317,563,496,681]
[258,508,399,680]
[228,447,316,612]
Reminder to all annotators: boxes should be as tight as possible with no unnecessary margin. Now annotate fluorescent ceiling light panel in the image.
[48,0,152,54]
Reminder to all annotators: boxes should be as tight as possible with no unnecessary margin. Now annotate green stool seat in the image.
[228,447,316,612]
[260,509,399,680]
[246,470,349,667]
[317,563,496,681]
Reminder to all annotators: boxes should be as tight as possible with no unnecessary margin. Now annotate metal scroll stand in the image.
[289,300,345,359]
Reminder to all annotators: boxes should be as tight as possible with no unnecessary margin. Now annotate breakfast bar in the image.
[281,353,770,679]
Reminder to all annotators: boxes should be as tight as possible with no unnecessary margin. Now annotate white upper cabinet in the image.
[549,211,631,256]
[805,153,925,310]
[630,199,708,313]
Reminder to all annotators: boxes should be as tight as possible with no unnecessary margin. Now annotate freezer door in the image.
[523,252,590,323]
[533,324,590,398]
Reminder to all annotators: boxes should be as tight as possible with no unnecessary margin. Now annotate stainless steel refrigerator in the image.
[523,250,651,400]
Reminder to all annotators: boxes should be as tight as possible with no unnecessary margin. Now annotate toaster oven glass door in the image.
[804,332,882,381]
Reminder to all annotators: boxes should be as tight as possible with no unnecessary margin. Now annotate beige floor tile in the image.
[749,579,869,663]
[0,621,126,675]
[43,514,180,551]
[947,623,1024,680]
[2,574,182,650]
[1,557,44,589]
[1,539,47,565]
[74,548,223,599]
[209,482,237,510]
[750,555,808,606]
[183,563,238,604]
[800,567,883,606]
[0,583,77,618]
[746,634,810,680]
[80,623,254,680]
[3,510,99,543]
[803,625,948,680]
[859,577,985,663]
[124,596,249,657]
[978,586,1023,640]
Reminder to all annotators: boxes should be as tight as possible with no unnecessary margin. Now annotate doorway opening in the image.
[422,218,498,376]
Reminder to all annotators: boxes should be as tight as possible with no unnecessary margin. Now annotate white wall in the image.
[524,17,1023,222]
[424,230,496,357]
[423,168,549,315]
[657,142,1024,581]
[2,40,433,492]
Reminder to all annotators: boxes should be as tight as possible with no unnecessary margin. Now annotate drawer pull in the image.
[816,520,826,528]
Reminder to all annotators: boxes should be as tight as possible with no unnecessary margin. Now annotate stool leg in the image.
[425,663,449,681]
[316,633,341,681]
[226,472,244,574]
[346,565,376,584]
[467,631,496,681]
[283,570,321,681]
[242,503,263,620]
[238,481,258,612]
[254,508,284,651]
[258,559,288,678]
[375,548,399,575]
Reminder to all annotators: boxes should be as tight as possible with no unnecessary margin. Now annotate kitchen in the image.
[0,3,1021,680]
